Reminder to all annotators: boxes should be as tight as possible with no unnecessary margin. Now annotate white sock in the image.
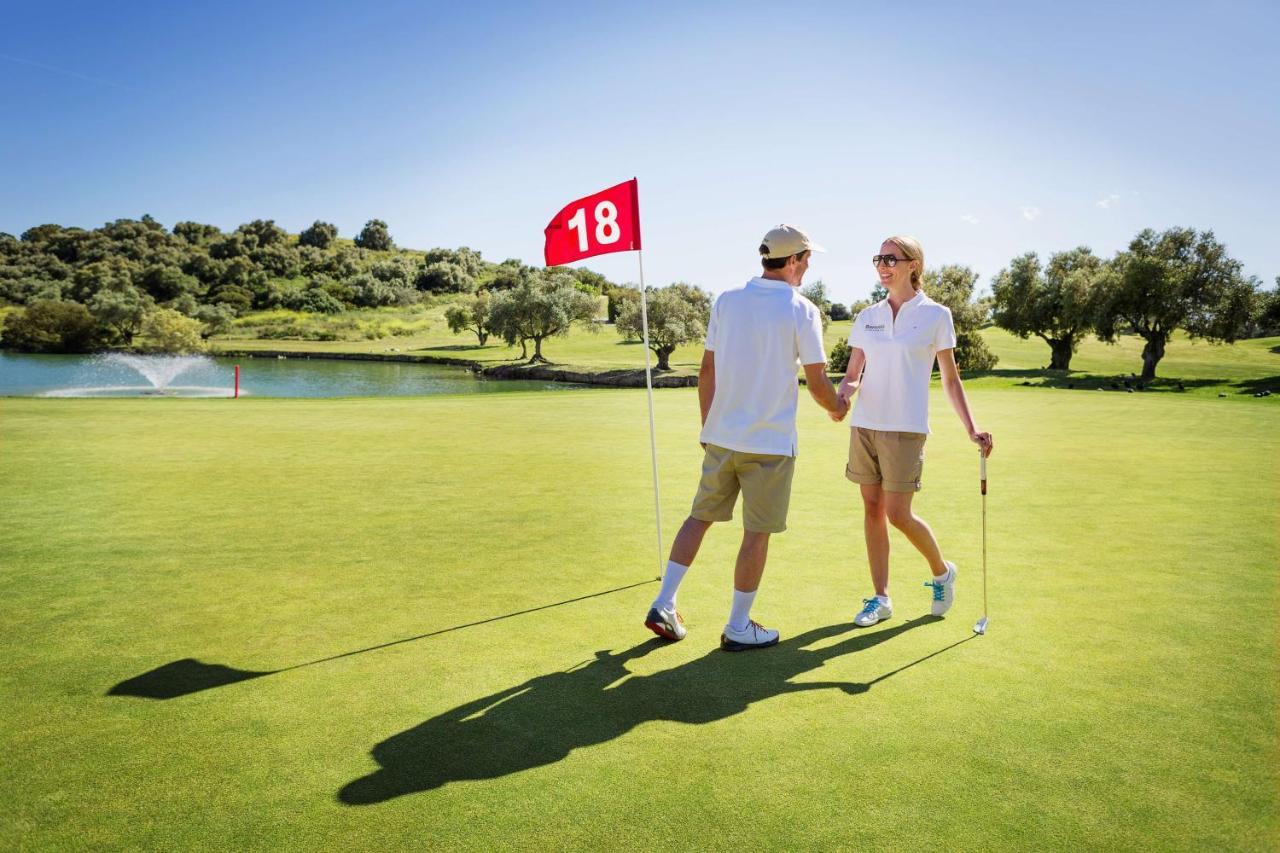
[875,594,891,606]
[653,560,690,610]
[932,565,952,583]
[728,588,757,632]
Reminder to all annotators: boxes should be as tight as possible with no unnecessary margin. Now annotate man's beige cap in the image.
[759,224,826,259]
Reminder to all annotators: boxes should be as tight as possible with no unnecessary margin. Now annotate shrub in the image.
[2,299,101,352]
[828,339,851,374]
[298,220,338,249]
[138,308,207,354]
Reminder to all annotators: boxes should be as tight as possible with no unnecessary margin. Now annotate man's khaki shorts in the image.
[690,444,796,533]
[845,428,927,493]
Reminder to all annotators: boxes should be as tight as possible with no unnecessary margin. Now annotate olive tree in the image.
[489,270,598,363]
[991,247,1104,370]
[445,290,495,345]
[1094,228,1257,380]
[921,265,998,371]
[615,284,710,370]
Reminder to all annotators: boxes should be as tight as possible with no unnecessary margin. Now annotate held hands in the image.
[830,379,855,422]
[970,430,994,457]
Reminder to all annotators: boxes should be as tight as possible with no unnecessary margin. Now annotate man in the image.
[644,225,849,651]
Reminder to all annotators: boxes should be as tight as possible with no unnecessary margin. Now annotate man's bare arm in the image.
[698,350,715,429]
[802,362,848,420]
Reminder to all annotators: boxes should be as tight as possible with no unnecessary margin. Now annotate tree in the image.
[488,260,533,291]
[354,219,394,251]
[921,265,998,372]
[1094,228,1258,381]
[209,284,253,315]
[800,280,832,332]
[568,266,610,295]
[172,221,222,245]
[236,219,287,247]
[68,257,135,303]
[606,283,640,324]
[138,264,198,302]
[829,302,851,321]
[138,308,207,354]
[88,285,153,345]
[445,290,495,345]
[193,303,234,339]
[991,247,1104,370]
[2,299,100,352]
[416,260,475,293]
[488,271,598,363]
[614,284,711,370]
[298,220,338,249]
[1254,279,1280,336]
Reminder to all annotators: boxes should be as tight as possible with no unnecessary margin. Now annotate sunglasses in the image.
[872,255,908,268]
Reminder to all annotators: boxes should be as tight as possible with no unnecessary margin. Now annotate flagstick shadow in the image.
[106,578,659,700]
[339,616,972,805]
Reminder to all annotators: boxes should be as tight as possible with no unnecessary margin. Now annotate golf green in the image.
[2,386,1276,850]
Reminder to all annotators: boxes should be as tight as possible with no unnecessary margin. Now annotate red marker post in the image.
[544,179,664,576]
[234,364,240,399]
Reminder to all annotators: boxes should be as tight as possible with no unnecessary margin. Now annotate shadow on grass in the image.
[339,616,968,805]
[107,578,659,700]
[972,367,1230,392]
[412,344,503,353]
[1232,375,1280,394]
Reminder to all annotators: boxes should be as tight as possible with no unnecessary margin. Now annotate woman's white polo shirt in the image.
[848,291,956,434]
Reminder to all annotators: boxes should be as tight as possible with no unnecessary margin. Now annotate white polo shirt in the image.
[699,277,827,457]
[848,291,956,434]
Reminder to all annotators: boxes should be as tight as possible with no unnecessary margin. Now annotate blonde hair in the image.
[886,235,924,291]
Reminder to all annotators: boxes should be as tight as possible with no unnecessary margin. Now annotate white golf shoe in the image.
[644,605,687,641]
[924,561,957,616]
[854,597,892,627]
[720,619,779,651]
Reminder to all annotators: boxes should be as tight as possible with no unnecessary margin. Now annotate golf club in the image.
[973,448,989,635]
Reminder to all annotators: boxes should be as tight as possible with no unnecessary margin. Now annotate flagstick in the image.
[636,250,664,578]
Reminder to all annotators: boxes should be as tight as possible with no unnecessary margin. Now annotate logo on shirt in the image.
[863,323,886,331]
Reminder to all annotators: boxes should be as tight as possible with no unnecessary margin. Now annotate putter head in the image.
[973,616,988,635]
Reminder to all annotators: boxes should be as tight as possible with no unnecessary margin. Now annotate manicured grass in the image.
[212,306,1280,399]
[2,385,1276,849]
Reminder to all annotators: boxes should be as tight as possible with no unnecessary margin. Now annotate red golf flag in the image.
[544,178,641,266]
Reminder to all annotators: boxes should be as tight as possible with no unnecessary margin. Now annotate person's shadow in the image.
[340,616,963,805]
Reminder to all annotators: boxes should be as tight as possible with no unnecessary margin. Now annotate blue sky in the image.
[2,0,1277,305]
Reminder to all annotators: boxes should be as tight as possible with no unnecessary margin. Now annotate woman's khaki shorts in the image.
[690,444,796,533]
[845,428,927,492]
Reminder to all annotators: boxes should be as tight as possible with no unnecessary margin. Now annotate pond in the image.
[0,351,583,398]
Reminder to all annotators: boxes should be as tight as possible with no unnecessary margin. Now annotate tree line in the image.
[0,215,612,354]
[989,228,1277,380]
[4,216,1274,379]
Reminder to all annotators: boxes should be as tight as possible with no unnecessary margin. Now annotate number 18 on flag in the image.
[544,178,641,266]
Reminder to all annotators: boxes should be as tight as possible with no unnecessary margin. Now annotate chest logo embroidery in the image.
[864,323,886,331]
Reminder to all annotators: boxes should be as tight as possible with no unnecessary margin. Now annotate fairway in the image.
[2,387,1277,850]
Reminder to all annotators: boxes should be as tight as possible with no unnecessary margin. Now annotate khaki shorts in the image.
[690,444,796,533]
[845,428,927,493]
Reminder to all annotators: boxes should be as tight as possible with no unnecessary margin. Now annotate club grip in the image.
[980,451,987,495]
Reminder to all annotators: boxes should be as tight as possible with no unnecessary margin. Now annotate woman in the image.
[836,235,993,627]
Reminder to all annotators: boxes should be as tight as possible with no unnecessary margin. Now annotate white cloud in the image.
[960,213,980,225]
[1096,193,1121,209]
[1020,206,1042,222]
